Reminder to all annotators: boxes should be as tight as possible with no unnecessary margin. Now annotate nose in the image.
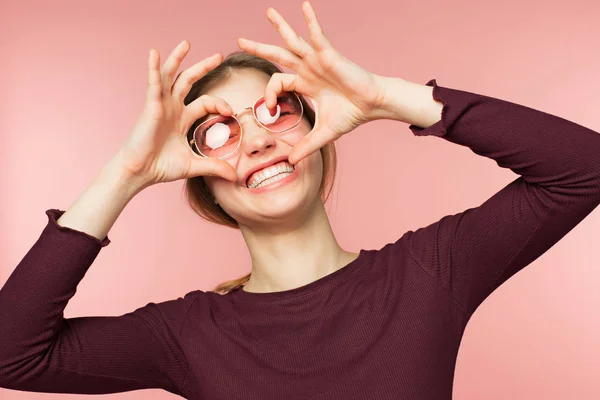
[238,112,277,156]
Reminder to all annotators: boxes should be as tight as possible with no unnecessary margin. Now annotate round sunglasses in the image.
[189,91,304,159]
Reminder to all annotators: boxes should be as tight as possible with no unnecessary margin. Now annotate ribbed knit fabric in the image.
[1,79,599,399]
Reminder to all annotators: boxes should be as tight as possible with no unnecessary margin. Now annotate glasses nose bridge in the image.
[235,106,267,133]
[234,106,254,119]
[236,106,277,154]
[234,106,261,131]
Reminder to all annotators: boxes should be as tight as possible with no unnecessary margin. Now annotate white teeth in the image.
[247,161,295,188]
[253,171,293,188]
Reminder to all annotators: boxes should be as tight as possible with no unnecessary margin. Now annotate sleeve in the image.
[0,209,193,395]
[402,79,600,315]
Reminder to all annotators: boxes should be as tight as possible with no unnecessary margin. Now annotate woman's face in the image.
[202,68,323,227]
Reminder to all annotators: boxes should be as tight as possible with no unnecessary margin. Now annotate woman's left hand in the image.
[237,1,386,165]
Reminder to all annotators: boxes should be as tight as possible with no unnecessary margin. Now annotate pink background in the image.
[1,0,599,398]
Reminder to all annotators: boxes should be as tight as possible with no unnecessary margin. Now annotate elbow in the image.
[0,341,48,388]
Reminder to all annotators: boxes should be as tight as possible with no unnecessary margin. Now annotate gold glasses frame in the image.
[189,91,304,160]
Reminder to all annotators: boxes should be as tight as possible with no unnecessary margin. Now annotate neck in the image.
[239,196,358,293]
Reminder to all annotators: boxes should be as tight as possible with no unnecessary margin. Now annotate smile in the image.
[245,164,299,193]
[246,161,295,188]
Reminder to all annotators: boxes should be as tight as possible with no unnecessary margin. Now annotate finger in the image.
[185,94,233,126]
[301,1,331,51]
[172,53,224,101]
[264,73,299,111]
[297,35,313,53]
[188,158,238,182]
[146,48,162,104]
[160,40,191,98]
[266,7,313,58]
[237,38,300,70]
[288,127,335,165]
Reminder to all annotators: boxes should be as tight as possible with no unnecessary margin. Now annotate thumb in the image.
[188,158,238,182]
[289,127,334,165]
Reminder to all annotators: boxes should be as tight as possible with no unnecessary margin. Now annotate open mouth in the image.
[246,161,296,189]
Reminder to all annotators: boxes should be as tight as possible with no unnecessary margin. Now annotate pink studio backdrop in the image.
[1,0,599,399]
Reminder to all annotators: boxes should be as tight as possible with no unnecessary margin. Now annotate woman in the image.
[1,2,599,399]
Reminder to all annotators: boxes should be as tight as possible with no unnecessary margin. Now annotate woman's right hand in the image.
[114,40,238,189]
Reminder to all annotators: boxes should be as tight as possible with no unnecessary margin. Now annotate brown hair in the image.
[182,51,338,295]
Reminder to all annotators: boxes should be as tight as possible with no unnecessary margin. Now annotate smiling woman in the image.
[1,0,600,399]
[182,51,338,294]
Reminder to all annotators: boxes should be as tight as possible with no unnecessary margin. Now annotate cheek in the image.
[280,121,312,145]
[204,159,239,193]
[296,144,324,188]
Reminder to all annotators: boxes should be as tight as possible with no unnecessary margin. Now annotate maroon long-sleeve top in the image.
[1,80,599,399]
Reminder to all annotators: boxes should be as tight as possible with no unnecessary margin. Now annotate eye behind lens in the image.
[198,115,241,156]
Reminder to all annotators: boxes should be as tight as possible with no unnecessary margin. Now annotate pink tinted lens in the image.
[195,116,241,158]
[253,92,302,132]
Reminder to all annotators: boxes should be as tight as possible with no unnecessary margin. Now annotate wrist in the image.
[101,154,149,199]
[372,76,443,128]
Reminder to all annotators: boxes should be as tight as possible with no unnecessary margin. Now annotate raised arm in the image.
[0,161,193,394]
[0,40,241,394]
[384,78,600,315]
[232,2,600,316]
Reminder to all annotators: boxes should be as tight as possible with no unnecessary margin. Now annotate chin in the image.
[257,187,315,218]
[230,181,319,225]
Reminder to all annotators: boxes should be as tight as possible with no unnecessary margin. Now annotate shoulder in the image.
[363,230,416,266]
[127,290,208,333]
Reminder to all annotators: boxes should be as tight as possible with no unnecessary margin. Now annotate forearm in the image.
[373,75,444,128]
[56,154,147,242]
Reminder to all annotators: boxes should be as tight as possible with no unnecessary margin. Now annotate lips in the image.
[242,155,291,187]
